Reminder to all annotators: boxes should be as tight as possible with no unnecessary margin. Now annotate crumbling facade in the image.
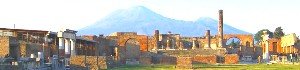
[0,10,276,70]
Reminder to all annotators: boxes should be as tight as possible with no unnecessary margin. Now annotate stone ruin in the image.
[0,10,271,70]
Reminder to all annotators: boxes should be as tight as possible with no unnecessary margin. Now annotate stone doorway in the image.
[125,39,140,64]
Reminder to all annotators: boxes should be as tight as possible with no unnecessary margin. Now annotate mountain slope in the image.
[78,6,250,36]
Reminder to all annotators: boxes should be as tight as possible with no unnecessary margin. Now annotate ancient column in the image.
[166,39,170,50]
[58,37,65,57]
[176,35,180,49]
[218,10,224,48]
[179,42,184,50]
[154,30,159,50]
[262,31,269,62]
[192,40,197,49]
[70,39,76,56]
[206,30,211,48]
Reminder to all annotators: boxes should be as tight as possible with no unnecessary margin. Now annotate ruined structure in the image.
[262,31,270,61]
[260,33,299,62]
[218,10,224,48]
[0,10,280,70]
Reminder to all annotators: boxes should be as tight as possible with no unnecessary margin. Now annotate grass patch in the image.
[110,64,300,70]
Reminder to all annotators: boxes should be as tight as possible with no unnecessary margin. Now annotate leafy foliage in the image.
[273,27,285,39]
[228,39,241,48]
[254,29,273,43]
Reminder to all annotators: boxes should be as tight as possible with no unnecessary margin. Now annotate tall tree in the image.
[254,29,273,43]
[273,26,285,39]
[229,39,236,48]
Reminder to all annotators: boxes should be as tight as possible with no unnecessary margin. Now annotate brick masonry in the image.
[70,56,115,70]
[192,55,217,64]
[176,57,192,69]
[224,54,239,64]
[0,36,10,58]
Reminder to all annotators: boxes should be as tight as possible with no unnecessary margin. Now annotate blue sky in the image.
[0,0,299,36]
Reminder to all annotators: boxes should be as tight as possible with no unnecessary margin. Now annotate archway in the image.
[125,39,140,61]
[225,37,241,54]
[225,37,242,48]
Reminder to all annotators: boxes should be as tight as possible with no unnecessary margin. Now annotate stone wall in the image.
[224,54,239,64]
[20,42,40,57]
[70,56,115,70]
[158,49,225,56]
[139,56,152,65]
[0,36,10,58]
[176,57,192,69]
[192,55,217,64]
[154,55,176,64]
[0,65,19,70]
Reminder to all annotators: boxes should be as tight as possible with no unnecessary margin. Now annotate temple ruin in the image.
[0,10,298,69]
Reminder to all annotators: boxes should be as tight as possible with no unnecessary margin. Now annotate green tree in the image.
[254,29,273,43]
[229,39,236,48]
[235,41,241,48]
[273,26,285,39]
[228,39,241,48]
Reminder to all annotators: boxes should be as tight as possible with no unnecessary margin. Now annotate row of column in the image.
[58,37,76,66]
[59,37,76,57]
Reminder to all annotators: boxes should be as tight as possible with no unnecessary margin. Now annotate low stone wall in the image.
[158,49,226,56]
[176,57,192,69]
[192,55,216,64]
[70,56,115,70]
[139,56,152,65]
[0,65,19,70]
[224,54,239,64]
[157,55,177,64]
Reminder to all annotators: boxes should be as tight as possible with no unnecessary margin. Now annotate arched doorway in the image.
[125,39,140,62]
[225,37,242,54]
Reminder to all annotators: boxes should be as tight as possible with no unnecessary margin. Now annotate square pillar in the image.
[65,39,70,57]
[71,39,76,56]
[59,37,65,57]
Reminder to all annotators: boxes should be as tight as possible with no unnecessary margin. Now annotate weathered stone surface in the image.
[192,55,216,64]
[176,57,192,69]
[0,65,19,70]
[158,49,225,56]
[224,54,239,64]
[139,56,152,65]
[20,42,27,57]
[157,56,176,64]
[0,37,10,58]
[70,56,115,70]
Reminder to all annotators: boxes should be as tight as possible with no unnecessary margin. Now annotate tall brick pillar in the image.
[154,30,159,50]
[206,30,211,48]
[218,10,224,48]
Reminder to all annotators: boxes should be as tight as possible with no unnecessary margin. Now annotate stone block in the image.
[70,56,115,70]
[176,57,192,69]
[158,56,176,64]
[192,55,216,64]
[224,54,239,64]
[139,56,152,65]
